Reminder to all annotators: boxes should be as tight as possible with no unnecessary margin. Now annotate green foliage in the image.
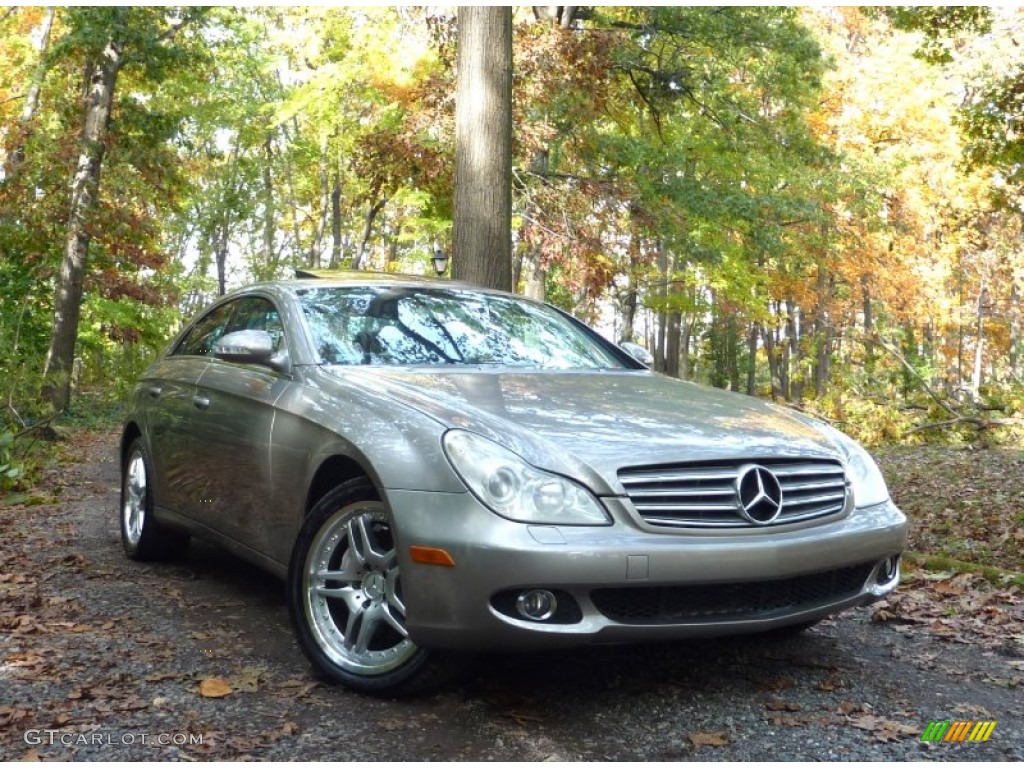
[881,6,992,64]
[0,430,24,492]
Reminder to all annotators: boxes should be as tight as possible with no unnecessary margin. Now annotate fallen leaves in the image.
[198,677,233,698]
[876,447,1024,574]
[846,713,919,743]
[688,731,730,748]
[872,570,1024,650]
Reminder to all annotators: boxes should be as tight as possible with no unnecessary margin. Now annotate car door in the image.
[145,301,234,518]
[189,295,294,560]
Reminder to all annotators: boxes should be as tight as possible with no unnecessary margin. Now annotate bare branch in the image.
[870,334,961,420]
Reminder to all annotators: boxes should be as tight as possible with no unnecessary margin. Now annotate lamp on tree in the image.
[432,248,449,277]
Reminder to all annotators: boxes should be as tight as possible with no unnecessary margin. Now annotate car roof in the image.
[241,270,513,297]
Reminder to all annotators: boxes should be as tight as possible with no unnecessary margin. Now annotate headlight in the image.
[442,430,611,525]
[845,441,890,508]
[817,424,890,508]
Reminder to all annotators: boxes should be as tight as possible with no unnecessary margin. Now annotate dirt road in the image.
[1,430,1021,760]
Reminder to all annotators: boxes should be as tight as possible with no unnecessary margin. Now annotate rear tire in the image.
[287,478,469,696]
[120,437,190,561]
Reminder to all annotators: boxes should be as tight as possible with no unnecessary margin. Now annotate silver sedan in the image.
[120,274,906,695]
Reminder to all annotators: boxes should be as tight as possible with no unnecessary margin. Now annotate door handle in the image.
[193,395,210,410]
[148,386,163,398]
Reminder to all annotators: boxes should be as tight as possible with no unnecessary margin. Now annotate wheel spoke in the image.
[346,518,370,568]
[317,552,361,583]
[385,570,406,616]
[380,601,409,638]
[314,583,363,610]
[351,603,384,653]
[353,515,394,570]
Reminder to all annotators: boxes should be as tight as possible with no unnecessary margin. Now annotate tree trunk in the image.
[679,316,692,380]
[520,246,545,300]
[311,135,329,269]
[956,273,965,389]
[351,196,387,270]
[329,170,342,269]
[215,216,230,296]
[665,309,681,378]
[1010,282,1021,379]
[971,279,986,399]
[214,143,239,295]
[787,298,802,402]
[654,240,668,372]
[452,6,513,290]
[814,261,831,397]
[746,321,758,395]
[727,313,740,392]
[280,128,304,266]
[620,233,641,343]
[260,136,276,279]
[861,273,874,374]
[2,6,55,185]
[41,34,123,412]
[761,322,777,398]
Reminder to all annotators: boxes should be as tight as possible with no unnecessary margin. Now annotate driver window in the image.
[174,302,235,357]
[227,297,285,352]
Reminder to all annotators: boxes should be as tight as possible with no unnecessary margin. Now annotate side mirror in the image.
[619,341,653,367]
[214,330,290,373]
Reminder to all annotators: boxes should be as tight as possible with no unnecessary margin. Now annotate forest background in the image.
[2,6,1024,493]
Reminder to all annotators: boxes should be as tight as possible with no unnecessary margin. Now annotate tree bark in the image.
[679,315,692,380]
[787,298,802,401]
[620,232,641,342]
[42,32,124,412]
[452,6,513,290]
[351,196,387,270]
[861,273,874,375]
[214,142,239,295]
[260,137,276,279]
[329,170,342,269]
[746,322,758,395]
[813,260,831,397]
[971,279,986,399]
[520,246,546,300]
[311,134,329,269]
[1010,282,1021,379]
[279,125,304,266]
[653,240,668,372]
[727,313,740,392]
[665,309,681,378]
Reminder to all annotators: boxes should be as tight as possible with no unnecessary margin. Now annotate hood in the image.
[322,367,841,494]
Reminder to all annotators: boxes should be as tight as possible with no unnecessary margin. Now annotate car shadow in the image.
[146,538,855,702]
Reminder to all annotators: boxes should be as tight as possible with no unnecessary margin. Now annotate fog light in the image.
[515,589,557,621]
[878,555,899,584]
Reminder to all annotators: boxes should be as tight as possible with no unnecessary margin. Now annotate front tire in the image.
[120,437,189,560]
[287,479,467,696]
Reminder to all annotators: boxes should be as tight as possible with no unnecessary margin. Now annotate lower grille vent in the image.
[591,562,874,624]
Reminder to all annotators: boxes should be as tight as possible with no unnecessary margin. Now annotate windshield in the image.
[297,286,624,369]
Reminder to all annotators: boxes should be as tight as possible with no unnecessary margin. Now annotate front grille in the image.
[618,458,848,529]
[591,562,874,624]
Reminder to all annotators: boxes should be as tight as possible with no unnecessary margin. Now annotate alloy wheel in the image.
[302,503,416,676]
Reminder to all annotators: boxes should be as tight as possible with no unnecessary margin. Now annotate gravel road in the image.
[1,430,1021,761]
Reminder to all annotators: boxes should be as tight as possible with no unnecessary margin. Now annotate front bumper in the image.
[387,489,907,651]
